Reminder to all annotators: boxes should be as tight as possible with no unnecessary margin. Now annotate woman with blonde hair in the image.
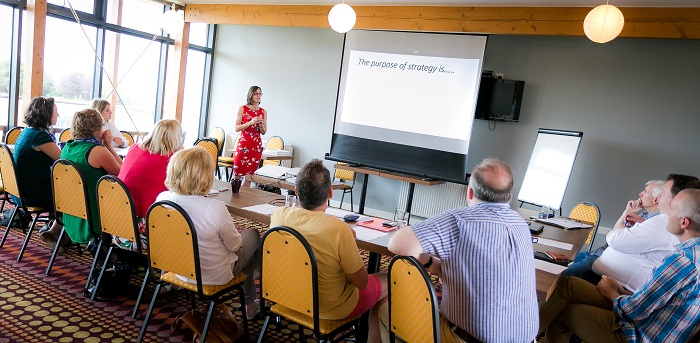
[113,119,182,252]
[61,108,122,244]
[91,99,126,147]
[156,146,261,319]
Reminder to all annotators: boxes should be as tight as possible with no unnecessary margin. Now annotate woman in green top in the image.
[12,97,67,250]
[60,108,122,244]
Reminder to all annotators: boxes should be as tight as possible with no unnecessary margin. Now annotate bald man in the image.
[382,158,538,343]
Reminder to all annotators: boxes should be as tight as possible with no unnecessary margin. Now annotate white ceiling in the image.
[180,0,700,7]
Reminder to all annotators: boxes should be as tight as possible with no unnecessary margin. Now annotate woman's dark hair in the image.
[24,96,55,129]
[246,86,261,106]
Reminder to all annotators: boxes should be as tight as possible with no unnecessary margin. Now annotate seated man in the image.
[539,188,700,343]
[384,158,538,342]
[590,174,699,291]
[269,159,388,343]
[565,179,664,281]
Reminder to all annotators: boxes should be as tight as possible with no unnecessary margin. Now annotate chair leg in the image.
[237,284,250,340]
[91,246,114,301]
[17,214,40,261]
[0,206,19,248]
[45,227,66,275]
[136,283,162,343]
[349,189,354,213]
[133,267,152,319]
[257,315,272,343]
[340,192,346,211]
[200,300,217,343]
[86,238,105,291]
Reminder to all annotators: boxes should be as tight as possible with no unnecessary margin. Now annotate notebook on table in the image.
[536,217,593,230]
[356,219,397,232]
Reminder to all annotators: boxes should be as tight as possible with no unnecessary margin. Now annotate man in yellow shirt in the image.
[270,159,387,342]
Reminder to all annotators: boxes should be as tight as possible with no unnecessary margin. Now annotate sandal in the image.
[245,299,261,321]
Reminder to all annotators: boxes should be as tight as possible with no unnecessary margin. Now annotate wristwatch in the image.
[422,255,434,268]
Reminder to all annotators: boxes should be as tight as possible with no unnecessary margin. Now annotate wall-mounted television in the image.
[475,72,525,122]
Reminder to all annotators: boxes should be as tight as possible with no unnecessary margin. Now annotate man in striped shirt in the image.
[384,158,538,342]
[538,187,700,343]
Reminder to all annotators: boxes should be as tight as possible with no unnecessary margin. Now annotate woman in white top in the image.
[156,147,261,319]
[91,99,126,147]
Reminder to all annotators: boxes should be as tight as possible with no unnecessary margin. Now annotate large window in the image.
[108,0,163,35]
[0,4,13,127]
[47,0,93,14]
[182,49,206,147]
[43,16,97,128]
[102,31,161,133]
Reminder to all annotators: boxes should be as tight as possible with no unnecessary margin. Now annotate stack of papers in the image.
[255,165,290,179]
[241,204,279,215]
[263,149,292,156]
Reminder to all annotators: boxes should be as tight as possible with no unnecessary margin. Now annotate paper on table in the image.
[325,207,354,219]
[534,259,568,275]
[536,238,574,251]
[241,204,279,215]
[353,225,389,241]
[207,189,219,196]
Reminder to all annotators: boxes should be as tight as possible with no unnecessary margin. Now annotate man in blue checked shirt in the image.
[539,187,700,343]
[382,158,538,343]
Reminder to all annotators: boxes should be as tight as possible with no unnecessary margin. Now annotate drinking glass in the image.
[394,209,410,230]
[539,205,550,219]
[285,194,297,207]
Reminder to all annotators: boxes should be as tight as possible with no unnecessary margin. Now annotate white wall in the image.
[209,25,700,227]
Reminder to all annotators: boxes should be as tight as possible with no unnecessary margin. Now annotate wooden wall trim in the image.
[184,4,700,40]
[163,22,190,122]
[22,0,48,102]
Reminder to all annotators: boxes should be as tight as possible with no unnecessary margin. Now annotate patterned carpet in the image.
[0,212,433,342]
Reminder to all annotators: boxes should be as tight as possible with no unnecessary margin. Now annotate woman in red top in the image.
[114,119,182,251]
[233,86,267,180]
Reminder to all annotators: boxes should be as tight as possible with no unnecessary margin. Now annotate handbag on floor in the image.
[171,304,244,343]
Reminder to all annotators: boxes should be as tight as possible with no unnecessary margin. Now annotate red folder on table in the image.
[356,219,397,232]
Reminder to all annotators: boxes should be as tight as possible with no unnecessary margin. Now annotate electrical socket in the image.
[494,72,505,79]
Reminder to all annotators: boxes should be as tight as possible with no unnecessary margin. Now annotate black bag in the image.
[82,261,133,301]
[1,208,31,229]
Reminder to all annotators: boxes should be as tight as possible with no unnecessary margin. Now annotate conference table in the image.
[208,180,591,302]
[244,173,349,192]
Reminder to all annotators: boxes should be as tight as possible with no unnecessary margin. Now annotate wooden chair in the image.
[388,255,440,343]
[46,159,93,275]
[91,176,144,302]
[4,126,23,144]
[120,131,135,146]
[569,202,601,252]
[209,127,229,180]
[261,136,284,167]
[334,163,356,212]
[257,226,360,343]
[0,144,51,262]
[194,138,220,176]
[58,128,72,143]
[136,200,249,343]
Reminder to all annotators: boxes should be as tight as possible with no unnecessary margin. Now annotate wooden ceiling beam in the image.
[184,4,700,39]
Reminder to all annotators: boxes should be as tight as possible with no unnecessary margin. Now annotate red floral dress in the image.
[233,105,264,177]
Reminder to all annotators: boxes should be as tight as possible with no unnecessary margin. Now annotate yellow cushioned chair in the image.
[569,202,601,252]
[0,144,51,262]
[257,226,360,342]
[91,175,145,302]
[261,136,284,167]
[58,128,72,143]
[388,255,441,343]
[194,138,220,174]
[46,159,92,275]
[218,134,239,182]
[334,163,356,212]
[4,126,23,144]
[136,200,249,343]
[120,131,135,146]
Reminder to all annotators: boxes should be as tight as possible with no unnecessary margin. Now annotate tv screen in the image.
[475,77,525,122]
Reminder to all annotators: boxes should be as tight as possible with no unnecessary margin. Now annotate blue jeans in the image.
[564,245,606,279]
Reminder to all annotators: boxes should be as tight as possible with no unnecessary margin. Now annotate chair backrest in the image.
[194,138,219,167]
[261,226,318,325]
[146,200,203,291]
[51,159,90,223]
[388,255,440,343]
[262,136,285,166]
[569,201,601,247]
[334,163,355,182]
[120,131,135,146]
[96,175,141,254]
[0,144,21,198]
[231,133,241,158]
[58,128,72,143]
[4,126,23,144]
[265,136,284,150]
[208,127,226,156]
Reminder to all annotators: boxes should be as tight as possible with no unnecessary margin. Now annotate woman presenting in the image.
[232,86,267,181]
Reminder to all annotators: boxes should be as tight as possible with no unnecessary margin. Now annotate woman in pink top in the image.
[113,119,182,251]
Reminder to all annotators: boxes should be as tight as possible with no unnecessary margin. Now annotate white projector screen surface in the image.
[517,129,583,210]
[328,30,487,183]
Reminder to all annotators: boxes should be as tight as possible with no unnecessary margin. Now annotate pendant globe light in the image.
[583,2,625,44]
[162,4,185,35]
[328,2,356,33]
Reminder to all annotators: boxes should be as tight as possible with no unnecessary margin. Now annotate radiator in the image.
[398,181,469,218]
